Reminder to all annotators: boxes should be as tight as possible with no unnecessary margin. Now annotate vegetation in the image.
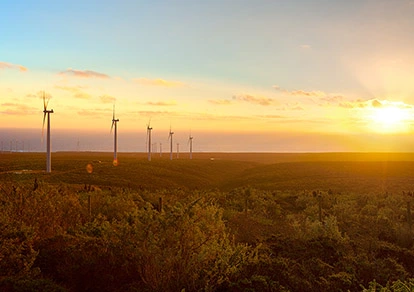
[2,152,414,291]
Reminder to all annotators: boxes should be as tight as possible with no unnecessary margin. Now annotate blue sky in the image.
[2,0,414,152]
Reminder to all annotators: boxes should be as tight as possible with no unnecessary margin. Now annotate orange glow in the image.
[86,163,93,173]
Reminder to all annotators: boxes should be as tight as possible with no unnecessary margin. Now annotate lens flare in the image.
[86,163,93,173]
[113,159,119,166]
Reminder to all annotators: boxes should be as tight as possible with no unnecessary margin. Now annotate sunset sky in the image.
[2,0,414,152]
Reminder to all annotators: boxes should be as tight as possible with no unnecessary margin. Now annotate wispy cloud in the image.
[256,114,285,119]
[74,92,91,99]
[55,85,86,92]
[58,68,110,79]
[338,98,414,109]
[299,44,311,49]
[0,61,28,72]
[77,108,109,117]
[99,95,117,104]
[232,94,276,106]
[132,78,185,87]
[320,95,345,103]
[208,99,233,105]
[273,85,326,97]
[55,85,91,99]
[0,103,37,115]
[146,101,177,106]
[257,114,329,124]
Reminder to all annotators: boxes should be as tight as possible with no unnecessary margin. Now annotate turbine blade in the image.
[41,112,46,141]
[110,121,114,133]
[113,104,115,120]
[43,92,46,111]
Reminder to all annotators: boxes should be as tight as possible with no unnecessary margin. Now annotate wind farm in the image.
[3,1,414,290]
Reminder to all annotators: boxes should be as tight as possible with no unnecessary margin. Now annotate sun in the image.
[368,103,411,133]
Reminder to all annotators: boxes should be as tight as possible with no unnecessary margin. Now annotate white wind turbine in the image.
[168,126,174,160]
[42,91,54,173]
[146,119,153,161]
[188,133,193,160]
[110,105,119,165]
[159,143,162,157]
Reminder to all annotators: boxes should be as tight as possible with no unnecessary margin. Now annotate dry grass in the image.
[2,151,414,193]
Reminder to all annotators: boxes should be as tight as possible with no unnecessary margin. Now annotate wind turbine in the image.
[160,143,162,157]
[146,119,153,161]
[110,105,119,165]
[188,133,194,160]
[168,126,174,160]
[42,91,54,172]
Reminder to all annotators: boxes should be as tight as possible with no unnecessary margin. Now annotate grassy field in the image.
[2,151,414,193]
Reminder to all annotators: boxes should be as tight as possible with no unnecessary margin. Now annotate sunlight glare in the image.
[368,104,411,133]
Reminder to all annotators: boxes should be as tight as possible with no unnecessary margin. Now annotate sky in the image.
[2,0,414,152]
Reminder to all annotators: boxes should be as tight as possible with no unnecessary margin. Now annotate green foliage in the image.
[3,152,414,291]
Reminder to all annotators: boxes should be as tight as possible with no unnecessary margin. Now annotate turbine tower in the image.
[188,133,193,160]
[146,119,152,161]
[110,105,119,165]
[168,126,174,160]
[160,143,162,157]
[42,91,54,173]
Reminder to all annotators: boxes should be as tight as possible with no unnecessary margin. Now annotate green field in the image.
[3,151,414,194]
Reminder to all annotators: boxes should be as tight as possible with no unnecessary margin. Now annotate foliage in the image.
[3,152,414,291]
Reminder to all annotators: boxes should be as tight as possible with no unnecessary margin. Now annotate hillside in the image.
[3,152,414,193]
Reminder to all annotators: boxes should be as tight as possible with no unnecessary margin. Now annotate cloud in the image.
[337,98,414,110]
[55,85,86,92]
[99,95,117,104]
[0,103,37,115]
[132,78,185,87]
[55,85,91,99]
[273,85,326,97]
[74,92,91,99]
[0,61,28,72]
[371,99,382,108]
[338,102,355,109]
[257,114,285,119]
[146,101,177,106]
[300,44,311,49]
[208,99,233,105]
[58,68,110,79]
[320,95,344,103]
[209,94,277,106]
[77,109,108,117]
[233,94,276,106]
